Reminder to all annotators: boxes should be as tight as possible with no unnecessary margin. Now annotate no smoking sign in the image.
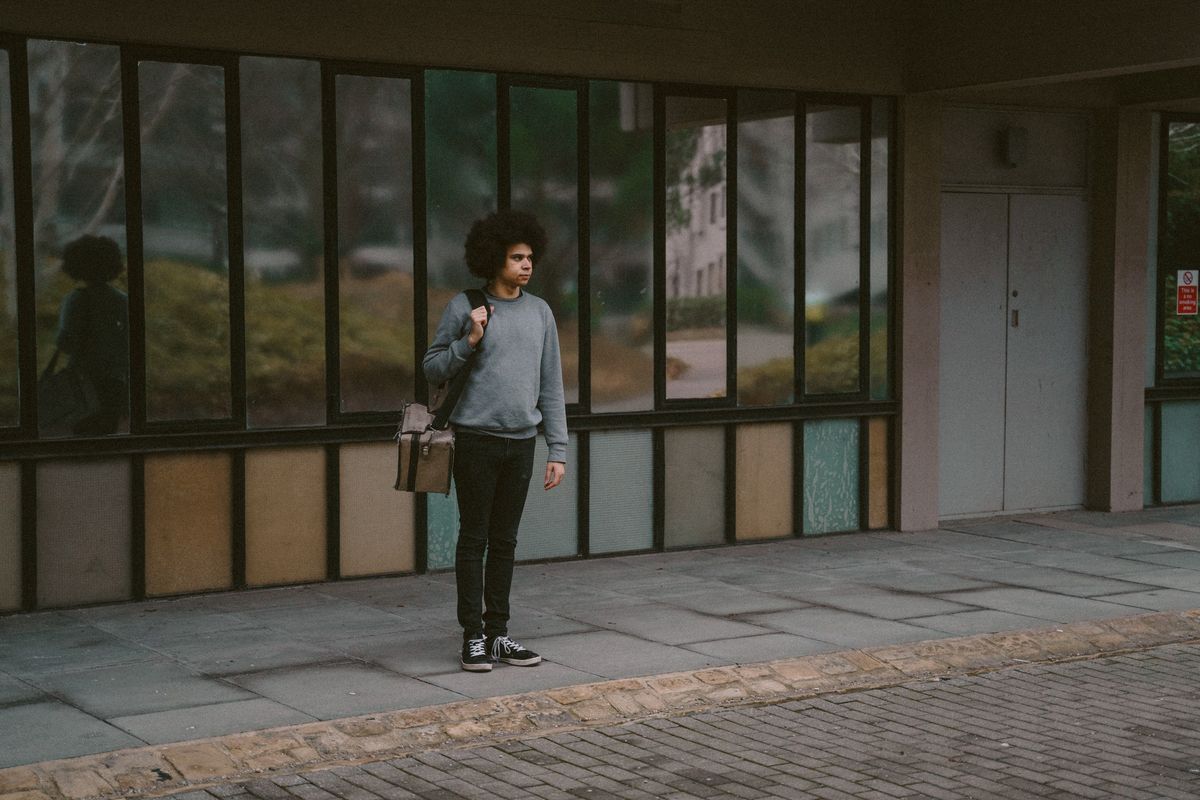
[1180,270,1198,316]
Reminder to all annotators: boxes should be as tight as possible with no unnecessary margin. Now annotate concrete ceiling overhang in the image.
[905,0,1200,110]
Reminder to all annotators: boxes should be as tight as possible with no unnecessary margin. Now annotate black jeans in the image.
[453,430,536,640]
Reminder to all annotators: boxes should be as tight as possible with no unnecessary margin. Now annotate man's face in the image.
[495,243,534,289]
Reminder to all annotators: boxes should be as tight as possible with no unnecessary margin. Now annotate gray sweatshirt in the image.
[422,289,568,462]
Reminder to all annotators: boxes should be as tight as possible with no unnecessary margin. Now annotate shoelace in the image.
[466,638,488,658]
[490,635,521,658]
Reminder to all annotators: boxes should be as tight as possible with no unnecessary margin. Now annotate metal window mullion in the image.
[653,88,666,410]
[578,80,591,414]
[226,56,247,428]
[858,100,871,400]
[321,64,340,423]
[795,98,807,403]
[121,49,148,434]
[9,40,37,436]
[726,92,738,407]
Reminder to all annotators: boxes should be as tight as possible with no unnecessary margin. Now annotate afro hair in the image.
[463,210,548,280]
[62,235,124,284]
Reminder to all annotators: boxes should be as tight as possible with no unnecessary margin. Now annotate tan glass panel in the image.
[735,423,793,541]
[245,447,326,587]
[0,463,20,610]
[144,452,232,596]
[339,443,414,577]
[37,459,131,607]
[868,417,890,529]
[664,426,725,547]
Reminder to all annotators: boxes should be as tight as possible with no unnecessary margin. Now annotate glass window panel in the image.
[664,426,725,547]
[1161,122,1200,380]
[241,56,324,428]
[870,98,891,400]
[665,96,727,400]
[805,104,862,395]
[37,458,132,607]
[29,41,128,436]
[139,61,230,421]
[515,433,578,560]
[425,70,496,343]
[589,430,653,554]
[803,418,860,534]
[1161,401,1200,503]
[144,452,232,596]
[336,74,414,413]
[735,422,792,541]
[736,90,794,407]
[340,442,414,577]
[0,50,16,427]
[510,85,579,404]
[1146,115,1160,389]
[589,81,653,413]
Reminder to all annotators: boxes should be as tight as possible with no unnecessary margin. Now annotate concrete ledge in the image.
[5,609,1200,800]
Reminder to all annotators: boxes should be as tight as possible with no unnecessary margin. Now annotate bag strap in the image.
[430,289,491,430]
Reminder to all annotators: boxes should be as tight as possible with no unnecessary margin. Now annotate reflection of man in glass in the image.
[423,211,567,672]
[55,235,129,435]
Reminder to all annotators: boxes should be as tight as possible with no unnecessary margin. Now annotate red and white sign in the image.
[1180,270,1198,316]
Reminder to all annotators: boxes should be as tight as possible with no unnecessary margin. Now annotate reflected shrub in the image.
[666,295,724,332]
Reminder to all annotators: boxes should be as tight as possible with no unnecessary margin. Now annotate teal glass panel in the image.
[139,60,230,421]
[589,80,653,413]
[870,98,891,400]
[425,70,496,343]
[805,105,862,395]
[665,96,727,400]
[511,85,579,404]
[335,74,413,413]
[0,50,14,427]
[665,426,725,547]
[589,430,653,554]
[1144,405,1154,506]
[516,434,578,561]
[1161,401,1200,503]
[425,482,459,571]
[803,418,860,534]
[30,40,128,436]
[241,56,324,428]
[1162,122,1200,380]
[736,90,794,407]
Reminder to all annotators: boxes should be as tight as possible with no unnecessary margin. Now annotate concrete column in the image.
[1086,108,1153,512]
[897,97,942,532]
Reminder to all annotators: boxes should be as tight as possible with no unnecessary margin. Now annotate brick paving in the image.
[157,642,1200,800]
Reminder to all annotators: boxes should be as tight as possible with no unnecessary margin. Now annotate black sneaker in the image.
[487,635,541,666]
[461,636,493,672]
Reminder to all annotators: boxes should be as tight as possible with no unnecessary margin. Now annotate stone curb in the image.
[5,609,1200,800]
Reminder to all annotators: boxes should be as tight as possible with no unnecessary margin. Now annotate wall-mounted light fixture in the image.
[1000,125,1028,167]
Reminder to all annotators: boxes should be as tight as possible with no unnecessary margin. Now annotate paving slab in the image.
[0,628,157,678]
[227,662,465,720]
[558,603,774,645]
[1095,588,1200,611]
[108,698,316,745]
[0,701,143,769]
[741,607,954,647]
[0,673,40,706]
[152,627,345,676]
[29,660,252,719]
[816,588,978,620]
[524,630,724,678]
[680,632,839,662]
[903,609,1055,635]
[938,587,1148,622]
[418,661,604,699]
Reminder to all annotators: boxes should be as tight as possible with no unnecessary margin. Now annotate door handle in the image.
[1011,309,1019,328]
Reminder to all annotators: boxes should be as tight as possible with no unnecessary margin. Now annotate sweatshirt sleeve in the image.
[537,309,569,462]
[422,294,476,387]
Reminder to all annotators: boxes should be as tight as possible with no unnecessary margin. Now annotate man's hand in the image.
[544,461,565,490]
[466,305,492,347]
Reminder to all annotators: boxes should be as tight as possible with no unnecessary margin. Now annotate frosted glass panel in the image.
[340,443,414,577]
[145,452,232,596]
[735,423,792,541]
[665,426,725,547]
[0,463,19,610]
[1161,402,1200,503]
[803,419,859,534]
[426,482,459,571]
[37,459,131,607]
[590,430,653,554]
[245,447,326,586]
[516,434,578,561]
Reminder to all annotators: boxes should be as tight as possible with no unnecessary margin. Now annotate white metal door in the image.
[938,192,1089,517]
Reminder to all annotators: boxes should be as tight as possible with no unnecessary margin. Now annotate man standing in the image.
[423,210,567,672]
